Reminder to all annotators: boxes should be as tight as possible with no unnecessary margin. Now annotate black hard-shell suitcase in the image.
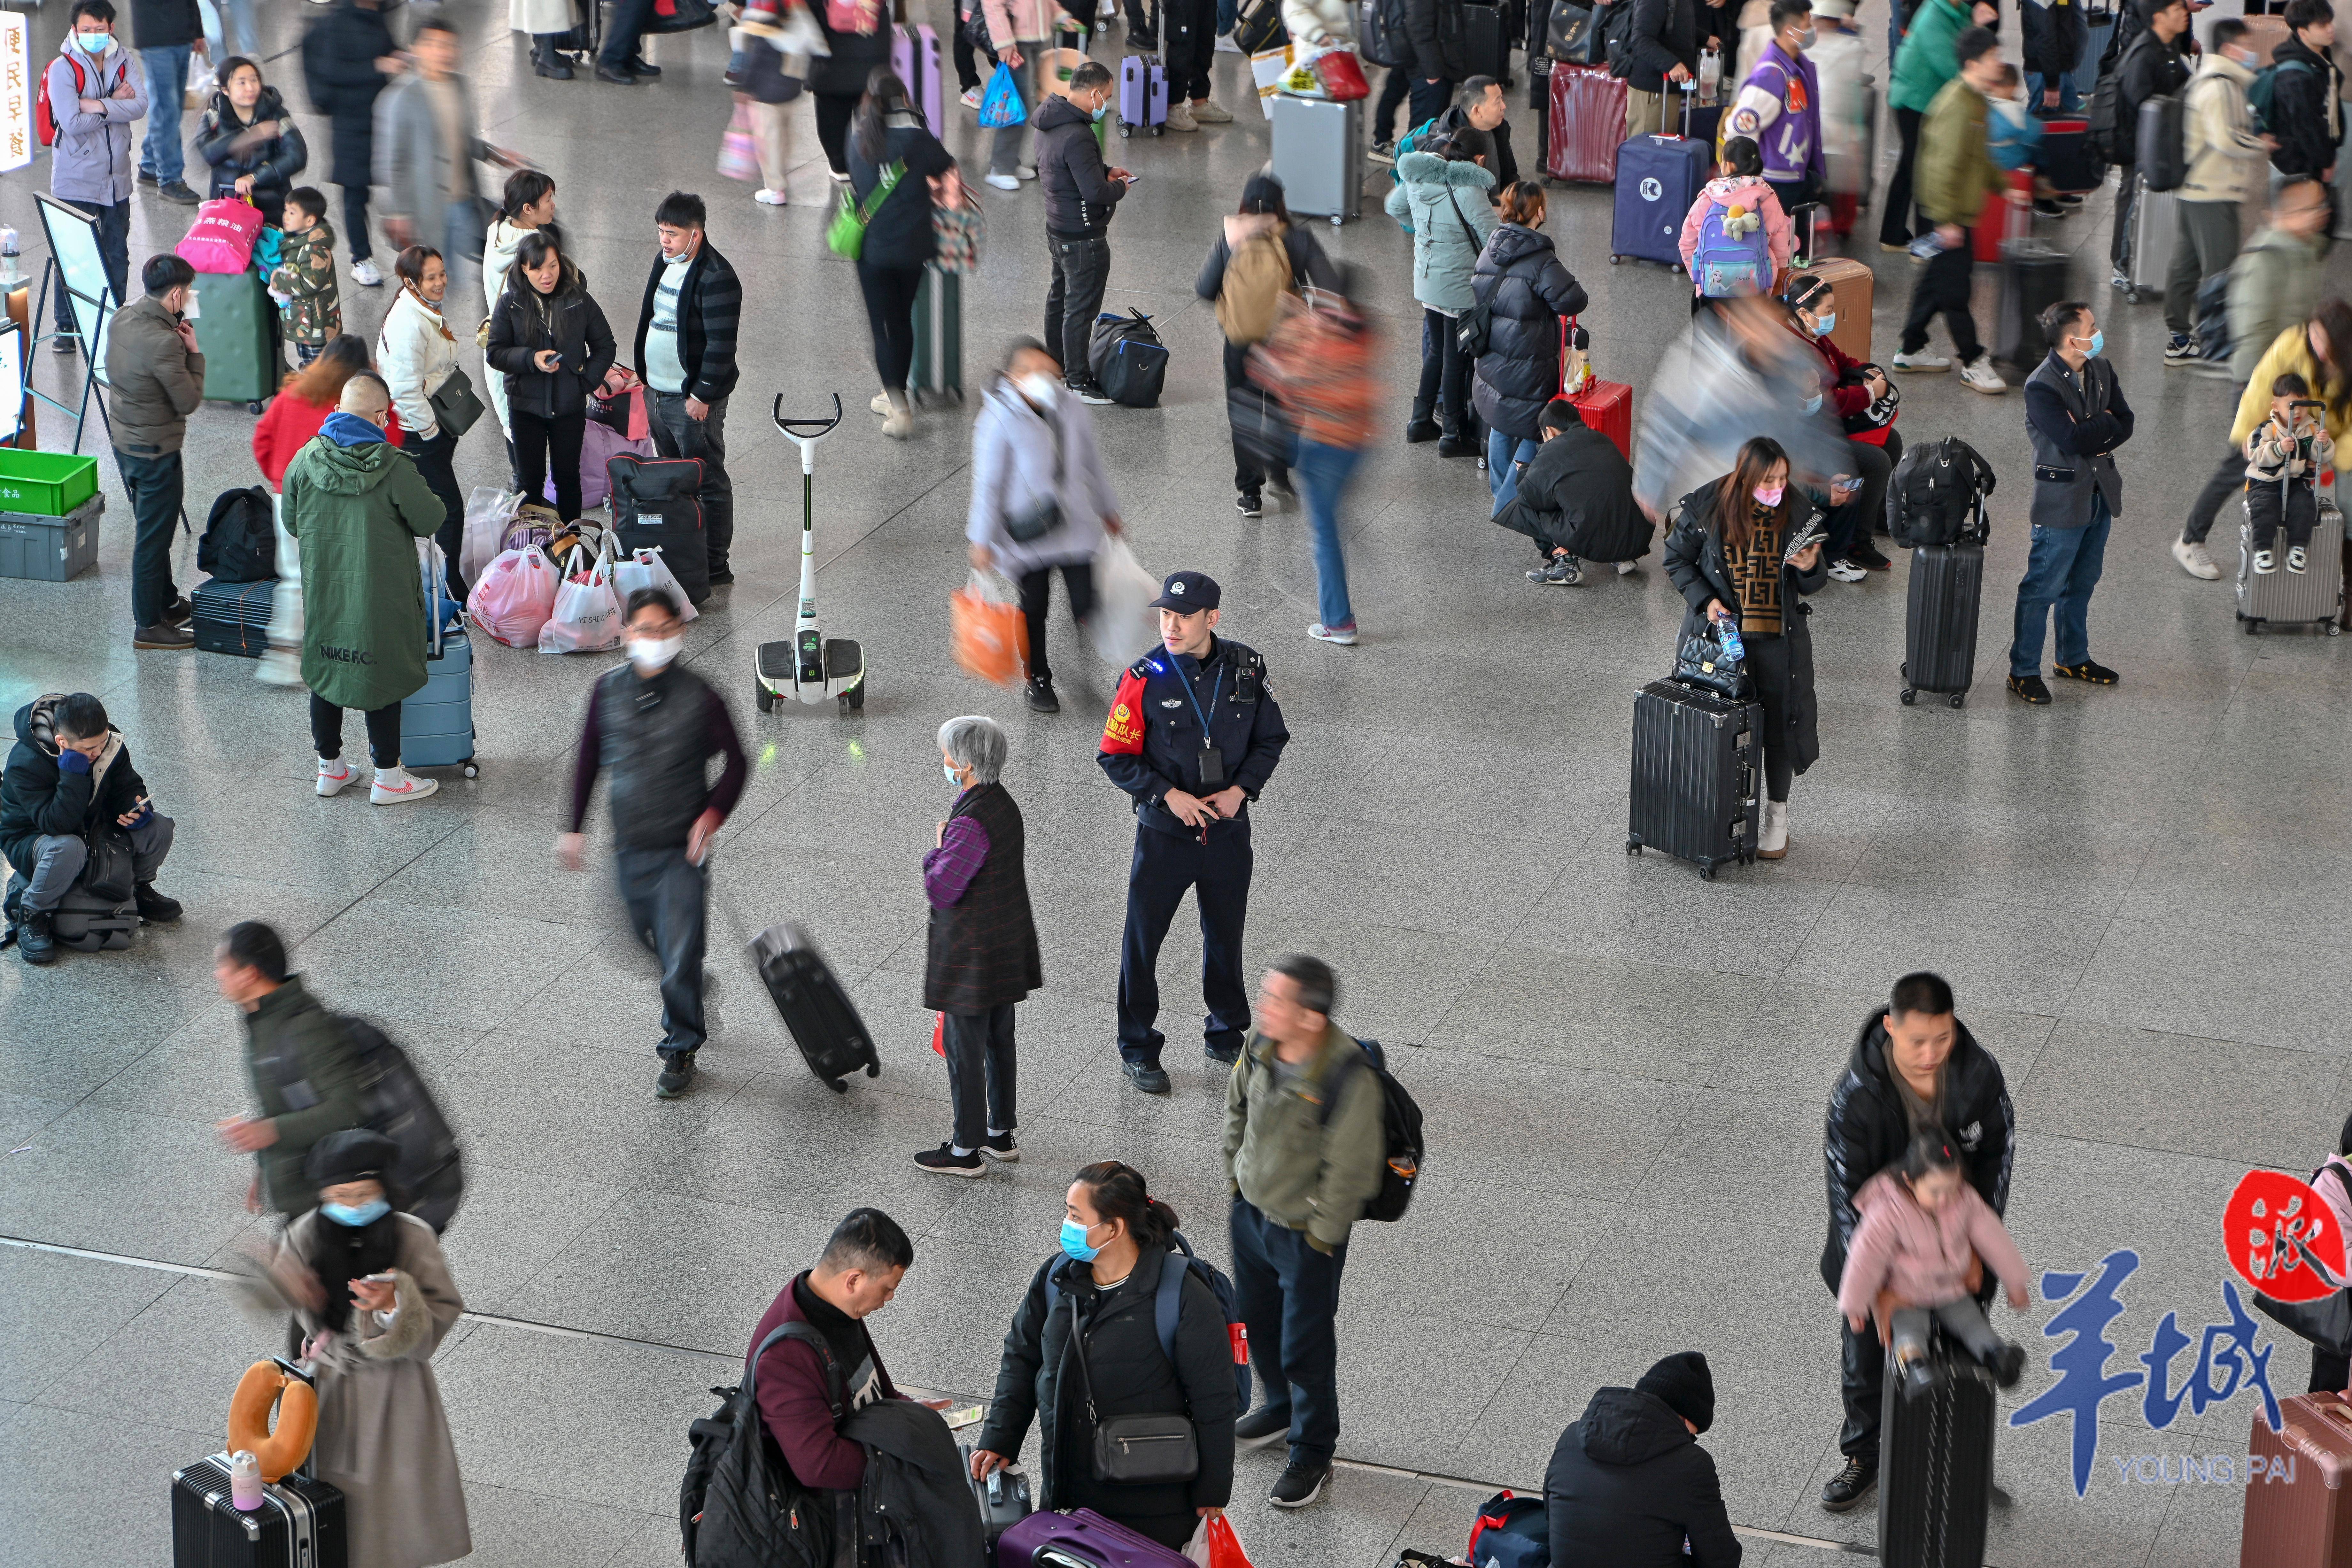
[1627,678,1760,880]
[749,922,882,1093]
[1464,0,1512,85]
[910,265,963,408]
[1994,237,2071,372]
[607,453,711,605]
[1901,542,1984,707]
[1877,1346,1996,1568]
[171,1453,349,1568]
[192,576,276,657]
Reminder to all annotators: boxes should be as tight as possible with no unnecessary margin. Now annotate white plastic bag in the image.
[613,546,700,622]
[1182,1518,1211,1568]
[1091,537,1158,667]
[538,540,625,654]
[460,485,524,587]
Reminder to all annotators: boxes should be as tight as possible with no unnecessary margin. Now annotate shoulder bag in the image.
[1447,194,1495,360]
[1004,404,1065,544]
[826,160,905,260]
[428,366,486,439]
[1070,1290,1199,1484]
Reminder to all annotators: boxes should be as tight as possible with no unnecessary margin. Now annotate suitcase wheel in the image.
[757,682,777,712]
[825,1077,848,1094]
[463,762,479,777]
[1626,836,1642,855]
[2244,618,2260,634]
[1698,858,1718,880]
[247,401,263,415]
[1120,124,1132,136]
[1900,687,1916,705]
[1949,693,1966,709]
[1609,254,1622,264]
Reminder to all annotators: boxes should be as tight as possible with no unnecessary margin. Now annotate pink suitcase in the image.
[2240,1393,2352,1567]
[1544,62,1626,183]
[892,23,944,138]
[997,1509,1192,1568]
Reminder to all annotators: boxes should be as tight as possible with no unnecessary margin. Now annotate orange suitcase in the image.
[1792,258,1873,364]
[2241,1392,2352,1567]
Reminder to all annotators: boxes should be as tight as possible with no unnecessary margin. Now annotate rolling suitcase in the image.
[2239,1391,2352,1566]
[892,23,946,137]
[2037,116,2096,193]
[749,921,881,1093]
[1609,107,1708,267]
[1900,541,1984,707]
[1627,677,1760,880]
[1464,0,1512,85]
[1791,257,1873,362]
[1993,236,2070,372]
[190,269,278,411]
[607,453,711,605]
[191,576,275,657]
[1972,168,2032,263]
[910,265,963,407]
[1560,319,1633,460]
[997,1508,1195,1568]
[2127,174,2177,303]
[1545,62,1625,182]
[1269,93,1363,222]
[171,1453,349,1568]
[1119,52,1169,135]
[2136,91,2185,192]
[962,1444,1034,1550]
[400,625,477,775]
[1877,1345,1995,1568]
[2236,484,2345,635]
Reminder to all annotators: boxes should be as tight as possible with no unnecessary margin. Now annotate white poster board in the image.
[0,323,21,445]
[33,194,112,387]
[0,14,29,177]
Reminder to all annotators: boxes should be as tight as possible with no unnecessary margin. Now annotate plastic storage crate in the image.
[0,451,99,516]
[0,495,103,581]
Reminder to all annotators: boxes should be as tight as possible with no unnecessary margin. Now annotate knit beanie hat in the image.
[1636,1350,1716,1435]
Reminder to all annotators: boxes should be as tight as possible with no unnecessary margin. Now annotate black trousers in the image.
[399,426,467,598]
[1016,559,1096,683]
[942,1004,1018,1150]
[1746,631,1795,803]
[310,691,404,769]
[1825,429,1902,564]
[1223,338,1291,497]
[2313,1346,2349,1395]
[1117,823,1254,1064]
[339,179,373,263]
[114,445,183,630]
[599,0,654,68]
[1900,230,1983,361]
[2248,479,2320,552]
[1415,308,1470,430]
[857,262,926,393]
[1841,1312,1885,1460]
[511,407,586,524]
[1047,233,1112,388]
[1879,106,1923,248]
[815,92,860,174]
[1374,65,1413,142]
[2181,431,2248,545]
[954,14,999,89]
[1408,74,1454,134]
[1163,0,1215,101]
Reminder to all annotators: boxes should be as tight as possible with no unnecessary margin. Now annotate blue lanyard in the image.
[1174,658,1225,737]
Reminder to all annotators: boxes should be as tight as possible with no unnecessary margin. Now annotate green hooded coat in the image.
[1890,0,1973,115]
[283,428,445,712]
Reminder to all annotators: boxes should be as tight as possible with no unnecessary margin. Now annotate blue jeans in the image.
[1485,428,1540,508]
[1231,1194,1349,1468]
[2009,490,2112,676]
[139,45,192,185]
[1294,439,1361,631]
[614,846,708,1059]
[2025,70,2083,116]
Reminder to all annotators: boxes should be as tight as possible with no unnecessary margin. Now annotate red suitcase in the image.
[1569,379,1632,461]
[1545,63,1626,183]
[2241,1393,2352,1566]
[1973,169,2035,264]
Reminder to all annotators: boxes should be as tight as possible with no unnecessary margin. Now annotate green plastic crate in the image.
[0,451,99,517]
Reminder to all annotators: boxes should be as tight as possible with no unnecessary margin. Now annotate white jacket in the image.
[964,381,1119,575]
[510,0,579,35]
[2182,53,2267,206]
[378,287,461,442]
[1811,28,1873,174]
[1282,0,1355,50]
[481,217,534,434]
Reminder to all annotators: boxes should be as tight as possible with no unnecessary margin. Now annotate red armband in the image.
[1099,670,1147,755]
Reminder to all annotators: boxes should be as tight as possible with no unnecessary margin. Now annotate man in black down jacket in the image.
[2020,0,2086,112]
[1,692,180,964]
[1430,77,1520,192]
[1036,63,1133,404]
[1404,0,1472,135]
[632,193,744,582]
[1545,1351,1742,1567]
[2269,0,2344,198]
[1500,400,1647,583]
[1623,0,1702,138]
[1816,969,2014,1514]
[2107,0,2193,286]
[300,0,397,282]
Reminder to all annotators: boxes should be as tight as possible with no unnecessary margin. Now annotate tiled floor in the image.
[2,0,2347,1563]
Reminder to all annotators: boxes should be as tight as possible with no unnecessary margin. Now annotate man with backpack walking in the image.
[2099,0,2192,292]
[1224,955,1389,1510]
[214,920,369,1219]
[2263,0,2344,229]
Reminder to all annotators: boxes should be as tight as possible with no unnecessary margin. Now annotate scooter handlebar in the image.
[774,392,845,441]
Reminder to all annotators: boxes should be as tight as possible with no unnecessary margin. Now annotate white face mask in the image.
[76,30,116,54]
[179,290,200,321]
[1018,373,1059,408]
[627,635,682,671]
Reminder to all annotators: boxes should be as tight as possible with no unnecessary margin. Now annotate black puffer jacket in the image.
[2115,26,2191,152]
[1820,1008,2015,1293]
[1661,481,1827,772]
[1622,0,1700,95]
[1471,224,1589,439]
[300,0,397,189]
[2019,0,2082,80]
[1505,423,1649,560]
[974,1246,1239,1551]
[1545,1387,1742,1567]
[0,698,148,879]
[2269,35,2344,179]
[194,86,310,226]
[1406,0,1472,82]
[1036,92,1127,238]
[485,277,617,421]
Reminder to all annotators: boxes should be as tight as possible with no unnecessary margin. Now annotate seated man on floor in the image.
[1,691,181,965]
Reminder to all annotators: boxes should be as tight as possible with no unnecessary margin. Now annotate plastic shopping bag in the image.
[1183,1515,1253,1568]
[418,539,463,636]
[540,541,625,654]
[460,485,524,587]
[613,546,700,622]
[174,197,264,274]
[978,61,1027,128]
[1091,537,1158,668]
[466,545,560,648]
[951,570,1029,685]
[719,102,760,181]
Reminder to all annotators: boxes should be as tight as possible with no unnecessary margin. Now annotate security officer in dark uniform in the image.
[1097,571,1289,1094]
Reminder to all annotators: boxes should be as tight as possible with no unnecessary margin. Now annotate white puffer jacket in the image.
[481,217,535,434]
[378,286,460,442]
[1283,0,1355,50]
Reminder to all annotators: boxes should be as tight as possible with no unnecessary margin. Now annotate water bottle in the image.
[228,1450,264,1511]
[1697,47,1721,106]
[1713,609,1745,664]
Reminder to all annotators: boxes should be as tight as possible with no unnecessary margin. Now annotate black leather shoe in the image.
[2007,673,2052,705]
[707,567,735,585]
[2053,659,2119,686]
[596,63,641,84]
[1404,416,1440,443]
[1204,1039,1241,1064]
[160,594,192,625]
[134,883,182,924]
[1121,1058,1171,1094]
[626,57,662,76]
[133,622,194,650]
[1820,1455,1876,1512]
[534,45,575,79]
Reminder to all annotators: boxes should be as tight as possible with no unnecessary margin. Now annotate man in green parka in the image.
[283,374,448,805]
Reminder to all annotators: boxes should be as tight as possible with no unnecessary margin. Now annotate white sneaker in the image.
[828,167,850,183]
[317,758,358,798]
[1214,30,1242,50]
[753,188,787,205]
[2171,537,2221,580]
[351,258,383,287]
[985,172,1021,191]
[1098,0,1115,15]
[1307,622,1359,645]
[1166,101,1199,132]
[1757,799,1790,859]
[870,390,893,416]
[370,767,440,805]
[1015,164,1038,181]
[2253,549,2278,575]
[961,86,984,109]
[1959,355,2007,395]
[1189,97,1233,123]
[1890,350,1950,372]
[1615,560,1637,576]
[1826,557,1868,582]
[257,646,304,687]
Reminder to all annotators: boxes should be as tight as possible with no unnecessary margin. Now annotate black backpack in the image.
[682,1322,839,1568]
[339,1017,466,1233]
[1308,1038,1425,1224]
[1360,0,1413,69]
[197,486,278,583]
[1603,0,1641,77]
[1887,435,1996,548]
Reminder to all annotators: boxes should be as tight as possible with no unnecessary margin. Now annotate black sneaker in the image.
[1235,1405,1290,1448]
[1821,1455,1877,1512]
[1121,1057,1171,1094]
[134,882,182,923]
[1066,380,1115,406]
[1236,491,1262,518]
[915,1142,987,1177]
[158,180,200,205]
[160,594,192,625]
[1848,541,1892,572]
[980,1132,1020,1162]
[2032,197,2065,219]
[655,1053,697,1098]
[52,334,79,356]
[2008,673,2053,705]
[1204,1038,1241,1064]
[2052,659,2118,686]
[1994,1341,2026,1388]
[137,167,158,186]
[1026,675,1059,714]
[1269,1460,1330,1508]
[1526,555,1582,586]
[1368,138,1397,165]
[16,910,57,966]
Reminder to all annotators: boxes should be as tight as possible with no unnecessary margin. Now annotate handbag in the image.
[78,826,136,904]
[932,174,986,274]
[951,571,1029,684]
[1674,616,1750,699]
[1312,49,1369,100]
[719,103,760,181]
[1446,195,1495,360]
[1070,1293,1200,1485]
[825,160,904,260]
[1545,0,1599,62]
[1004,406,1065,544]
[428,367,486,438]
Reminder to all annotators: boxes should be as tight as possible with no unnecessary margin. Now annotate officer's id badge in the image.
[1099,671,1148,755]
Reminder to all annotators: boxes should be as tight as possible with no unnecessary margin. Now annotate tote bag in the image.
[538,540,625,653]
[465,545,560,648]
[951,571,1028,685]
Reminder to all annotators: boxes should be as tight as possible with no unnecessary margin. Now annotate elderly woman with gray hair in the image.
[918,715,1043,1177]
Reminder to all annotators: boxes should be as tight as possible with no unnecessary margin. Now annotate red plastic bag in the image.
[1312,50,1369,101]
[931,1014,946,1058]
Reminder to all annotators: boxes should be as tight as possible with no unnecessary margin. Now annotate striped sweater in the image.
[631,237,742,404]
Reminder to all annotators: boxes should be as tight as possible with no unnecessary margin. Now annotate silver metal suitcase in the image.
[2126,174,2176,303]
[1269,94,1363,224]
[2236,491,2345,634]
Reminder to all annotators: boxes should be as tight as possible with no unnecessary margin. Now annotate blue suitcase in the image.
[400,627,475,774]
[1610,131,1708,269]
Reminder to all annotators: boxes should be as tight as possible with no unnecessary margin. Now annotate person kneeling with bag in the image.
[971,1161,1238,1550]
[0,692,181,965]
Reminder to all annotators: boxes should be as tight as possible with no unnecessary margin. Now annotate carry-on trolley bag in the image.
[2236,483,2345,635]
[400,622,478,776]
[749,921,882,1093]
[1901,541,1985,707]
[1546,61,1626,182]
[892,22,946,136]
[607,452,711,606]
[2239,1390,2352,1566]
[998,1507,1196,1568]
[1791,257,1873,362]
[1994,237,2071,373]
[1463,0,1512,85]
[1610,88,1708,268]
[2126,174,2177,304]
[1119,52,1170,136]
[192,575,276,657]
[190,268,279,413]
[172,1452,349,1568]
[1269,93,1364,223]
[1627,677,1761,879]
[1878,1344,1996,1568]
[910,264,964,406]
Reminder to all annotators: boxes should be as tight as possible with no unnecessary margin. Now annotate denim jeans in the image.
[1485,428,1540,507]
[114,445,182,629]
[942,1004,1018,1150]
[649,391,734,574]
[1295,439,1361,631]
[1230,1194,1349,1468]
[2010,490,2113,676]
[2024,69,2082,116]
[139,45,192,185]
[615,846,708,1059]
[1046,234,1111,390]
[21,816,174,912]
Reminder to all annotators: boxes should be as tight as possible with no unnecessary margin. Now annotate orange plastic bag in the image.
[952,572,1028,686]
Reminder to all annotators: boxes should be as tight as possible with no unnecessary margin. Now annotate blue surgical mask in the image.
[945,763,965,789]
[1802,394,1823,416]
[77,30,117,54]
[1059,1217,1102,1262]
[322,1199,391,1228]
[2085,330,2104,359]
[1814,311,1836,334]
[1090,101,1109,123]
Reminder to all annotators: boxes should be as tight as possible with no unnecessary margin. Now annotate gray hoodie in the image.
[44,37,149,206]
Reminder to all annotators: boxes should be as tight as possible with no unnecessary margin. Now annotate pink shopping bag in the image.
[175,197,265,274]
[465,545,560,648]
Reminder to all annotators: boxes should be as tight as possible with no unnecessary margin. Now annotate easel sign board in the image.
[0,323,22,446]
[34,193,114,386]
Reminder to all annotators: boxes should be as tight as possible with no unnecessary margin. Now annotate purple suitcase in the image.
[997,1509,1194,1568]
[892,24,945,138]
[1119,54,1168,136]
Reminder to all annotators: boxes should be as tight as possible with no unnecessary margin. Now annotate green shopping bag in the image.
[824,160,905,260]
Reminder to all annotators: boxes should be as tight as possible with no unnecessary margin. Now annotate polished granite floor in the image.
[4,1,2350,1564]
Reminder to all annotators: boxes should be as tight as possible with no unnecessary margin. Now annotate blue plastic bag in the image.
[978,61,1026,128]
